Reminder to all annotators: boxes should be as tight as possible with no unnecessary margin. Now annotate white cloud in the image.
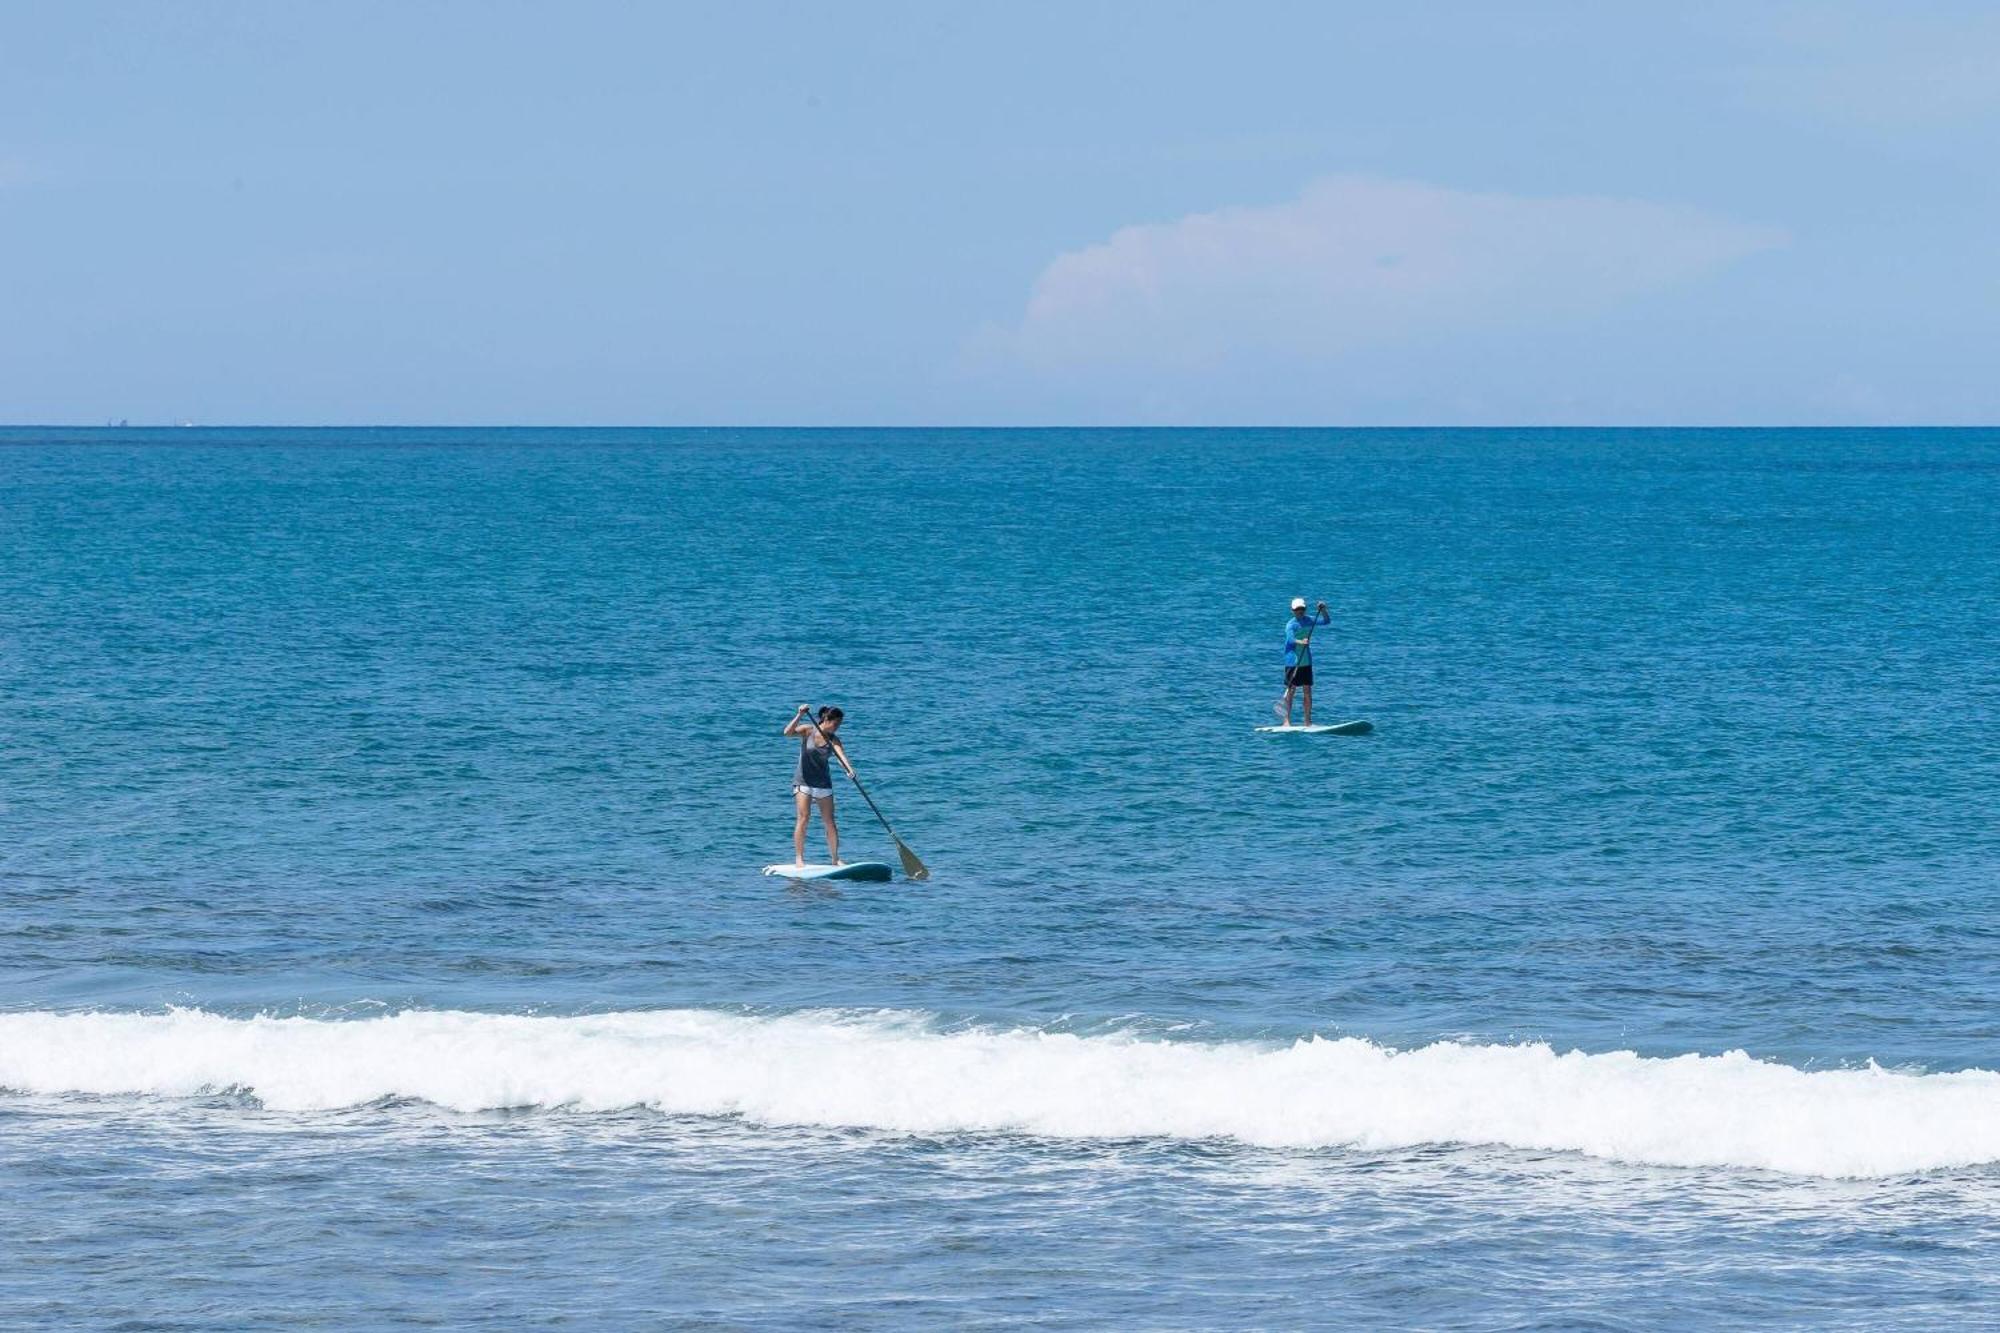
[971,175,1785,387]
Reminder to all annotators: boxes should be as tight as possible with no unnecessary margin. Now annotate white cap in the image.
[1291,597,1307,610]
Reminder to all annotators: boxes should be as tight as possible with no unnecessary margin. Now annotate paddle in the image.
[800,706,930,881]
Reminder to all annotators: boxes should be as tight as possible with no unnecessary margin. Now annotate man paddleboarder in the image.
[1277,596,1331,726]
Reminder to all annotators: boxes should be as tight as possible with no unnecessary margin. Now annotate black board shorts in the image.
[1285,665,1314,687]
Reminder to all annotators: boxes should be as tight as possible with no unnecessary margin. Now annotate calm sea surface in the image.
[2,427,1997,1327]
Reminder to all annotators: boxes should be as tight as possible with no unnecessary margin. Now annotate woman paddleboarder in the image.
[784,704,850,868]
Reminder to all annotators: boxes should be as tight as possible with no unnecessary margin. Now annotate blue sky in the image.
[3,1,1996,424]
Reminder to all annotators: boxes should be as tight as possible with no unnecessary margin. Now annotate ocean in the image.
[2,427,1996,1327]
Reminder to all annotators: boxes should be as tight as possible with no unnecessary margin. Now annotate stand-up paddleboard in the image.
[1255,720,1373,735]
[762,861,895,882]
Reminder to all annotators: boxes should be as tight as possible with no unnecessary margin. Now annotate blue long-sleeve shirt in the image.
[1283,609,1330,667]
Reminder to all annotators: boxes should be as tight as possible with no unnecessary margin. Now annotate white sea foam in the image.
[3,1007,1997,1178]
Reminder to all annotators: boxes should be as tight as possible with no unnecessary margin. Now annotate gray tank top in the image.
[796,735,833,789]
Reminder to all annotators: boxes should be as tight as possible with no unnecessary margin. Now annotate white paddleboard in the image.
[762,861,895,882]
[1255,720,1373,735]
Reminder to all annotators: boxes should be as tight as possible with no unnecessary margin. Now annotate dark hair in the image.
[817,705,844,724]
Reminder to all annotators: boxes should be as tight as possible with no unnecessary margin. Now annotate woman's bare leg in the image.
[815,795,841,864]
[793,788,810,866]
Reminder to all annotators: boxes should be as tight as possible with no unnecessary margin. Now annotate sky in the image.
[2,1,1997,425]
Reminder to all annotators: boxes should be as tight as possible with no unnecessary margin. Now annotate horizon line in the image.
[3,422,1996,433]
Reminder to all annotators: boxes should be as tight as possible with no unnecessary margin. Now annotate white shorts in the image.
[794,785,833,801]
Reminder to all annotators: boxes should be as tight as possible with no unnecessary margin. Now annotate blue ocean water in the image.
[1,427,1997,1327]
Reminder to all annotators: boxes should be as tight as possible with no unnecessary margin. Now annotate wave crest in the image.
[3,1007,1996,1178]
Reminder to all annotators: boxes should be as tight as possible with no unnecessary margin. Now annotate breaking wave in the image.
[4,1007,1997,1178]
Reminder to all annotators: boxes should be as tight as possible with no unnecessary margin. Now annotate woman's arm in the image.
[783,704,813,736]
[830,741,856,780]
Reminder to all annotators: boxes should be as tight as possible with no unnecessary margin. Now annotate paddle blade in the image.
[896,839,930,882]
